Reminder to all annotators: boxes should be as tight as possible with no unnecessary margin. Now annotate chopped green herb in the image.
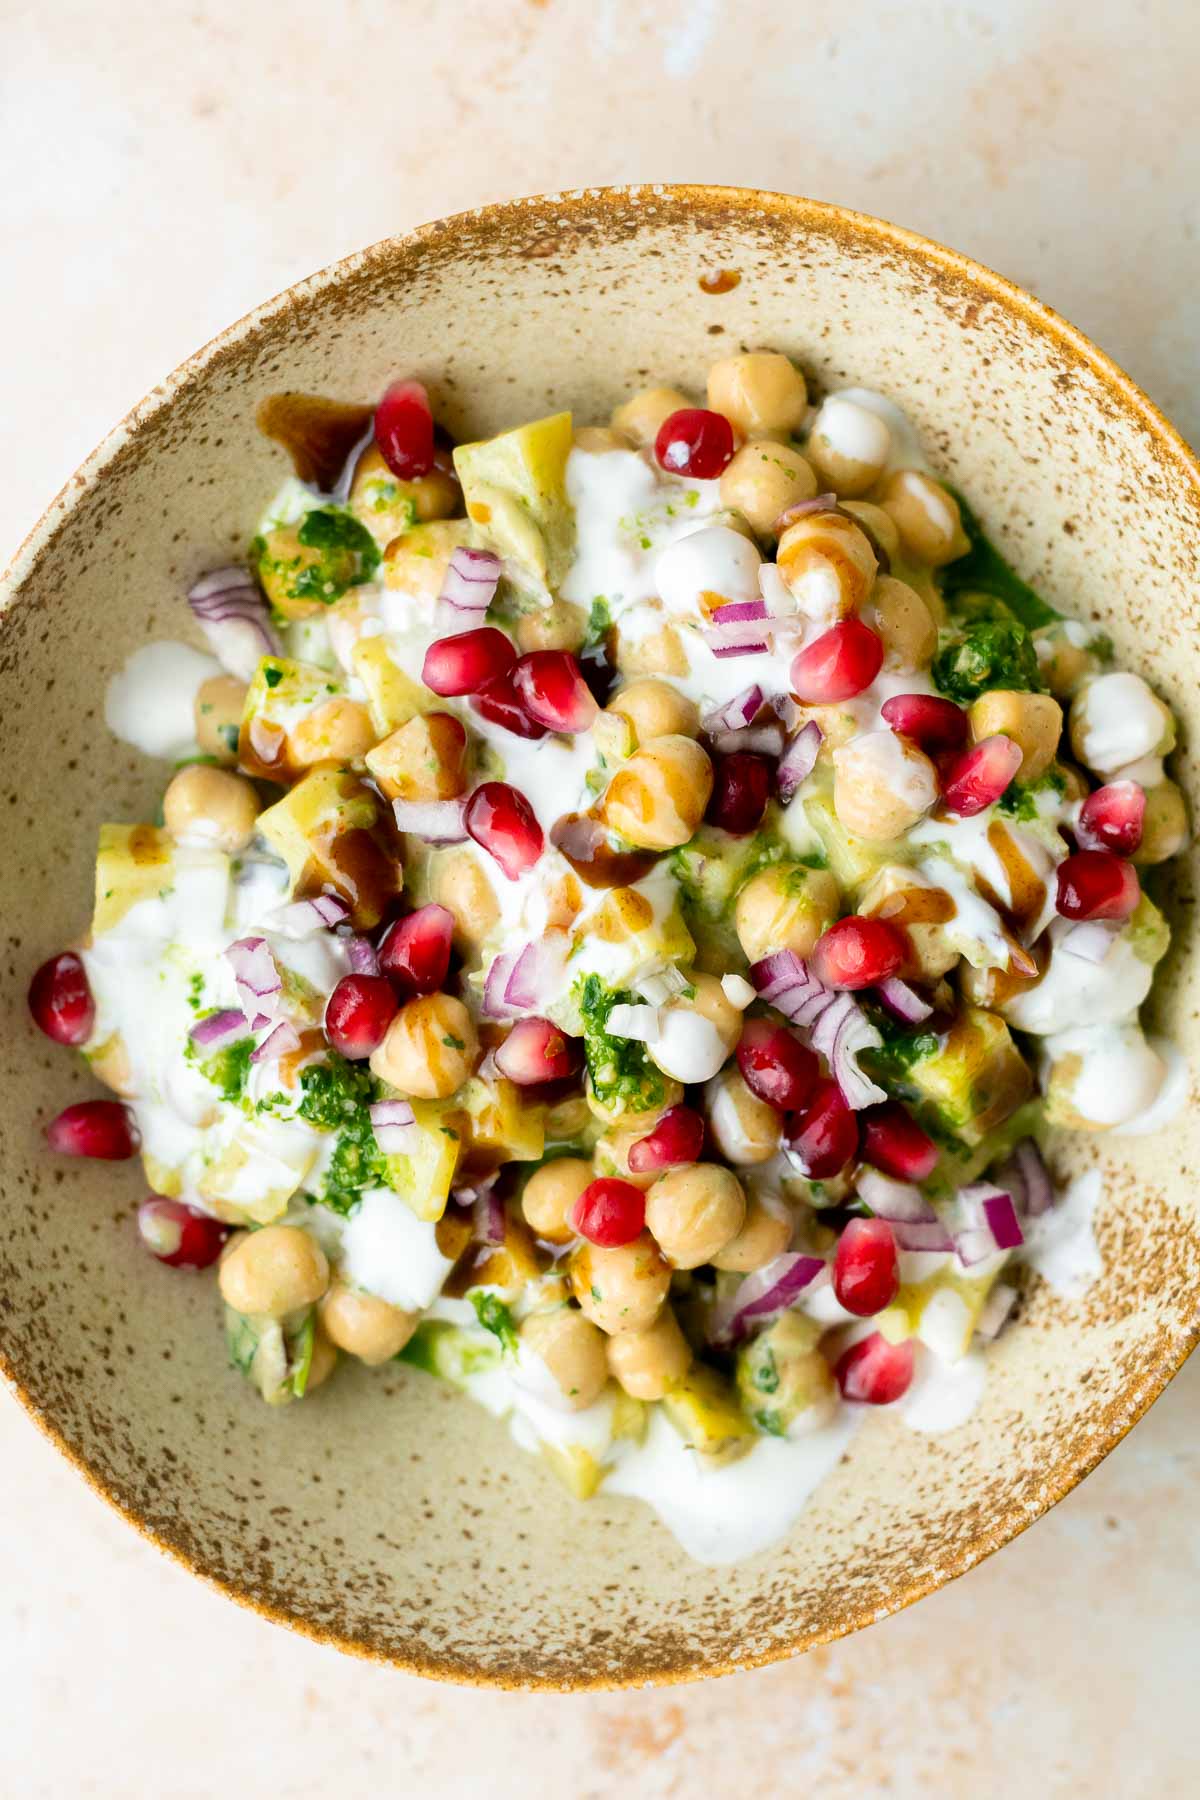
[585,596,613,644]
[263,665,284,689]
[189,1030,254,1104]
[469,1292,519,1355]
[997,768,1066,821]
[575,973,669,1115]
[186,972,205,1013]
[298,1051,388,1215]
[931,616,1044,705]
[940,489,1059,630]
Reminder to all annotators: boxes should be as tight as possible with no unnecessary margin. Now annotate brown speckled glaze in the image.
[2,187,1198,1690]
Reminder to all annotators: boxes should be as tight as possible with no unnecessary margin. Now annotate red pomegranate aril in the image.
[627,1103,706,1173]
[706,752,772,835]
[28,951,94,1046]
[378,904,454,996]
[374,378,435,479]
[880,693,969,754]
[737,1018,819,1113]
[422,627,515,697]
[325,974,398,1059]
[1076,780,1146,856]
[470,667,548,739]
[465,782,545,879]
[834,1331,914,1404]
[512,652,599,733]
[137,1197,229,1270]
[860,1102,939,1182]
[811,916,906,990]
[942,734,1023,817]
[790,618,883,704]
[45,1100,140,1160]
[1055,849,1141,922]
[569,1177,646,1248]
[833,1218,901,1318]
[654,407,735,480]
[786,1077,859,1180]
[494,1017,581,1086]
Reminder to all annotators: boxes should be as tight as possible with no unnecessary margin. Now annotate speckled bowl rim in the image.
[3,184,1199,1689]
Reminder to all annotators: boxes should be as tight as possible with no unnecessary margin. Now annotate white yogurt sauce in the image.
[1042,1019,1167,1127]
[900,1346,988,1434]
[338,1187,454,1312]
[1111,1037,1190,1136]
[1019,1170,1103,1297]
[1004,920,1153,1034]
[105,640,221,760]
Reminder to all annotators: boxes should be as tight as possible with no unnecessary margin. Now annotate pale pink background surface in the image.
[3,2,1198,1793]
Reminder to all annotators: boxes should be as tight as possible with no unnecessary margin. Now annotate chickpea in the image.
[840,500,901,564]
[430,849,500,953]
[719,440,817,537]
[515,600,587,653]
[257,524,357,621]
[611,385,691,448]
[1134,779,1189,865]
[306,1322,338,1391]
[614,614,689,678]
[290,697,376,767]
[648,972,744,1086]
[734,862,841,964]
[319,1278,417,1366]
[573,426,633,454]
[591,1125,657,1192]
[543,870,584,930]
[607,678,700,745]
[519,1307,608,1410]
[705,1068,781,1166]
[645,1164,746,1270]
[219,1225,329,1318]
[194,674,247,764]
[349,443,458,544]
[969,690,1063,783]
[600,734,713,849]
[806,394,892,497]
[586,1075,684,1130]
[1069,672,1175,775]
[163,765,260,853]
[871,574,938,671]
[569,1232,671,1334]
[711,1192,794,1272]
[880,470,970,567]
[88,1033,135,1097]
[707,351,807,439]
[775,510,877,620]
[605,1307,692,1400]
[366,711,468,802]
[522,1157,593,1244]
[369,992,479,1099]
[859,865,959,982]
[833,730,938,842]
[1032,621,1106,698]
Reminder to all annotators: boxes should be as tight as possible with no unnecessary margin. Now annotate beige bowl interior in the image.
[2,187,1199,1688]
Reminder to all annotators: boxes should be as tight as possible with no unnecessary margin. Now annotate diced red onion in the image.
[702,599,773,658]
[391,798,468,843]
[250,1019,301,1064]
[505,937,567,1012]
[369,1098,418,1155]
[342,933,381,976]
[768,692,802,731]
[225,937,281,1029]
[982,1190,1024,1250]
[956,1181,1023,1260]
[776,720,822,802]
[606,1003,661,1043]
[482,949,521,1020]
[187,566,281,682]
[1058,920,1119,964]
[750,950,836,1025]
[268,894,351,938]
[438,546,502,620]
[876,976,933,1026]
[633,965,690,1006]
[702,685,763,736]
[954,1228,995,1268]
[891,1219,956,1253]
[707,637,771,660]
[709,1252,826,1346]
[188,1008,248,1051]
[712,722,786,756]
[773,494,839,534]
[856,1167,937,1225]
[810,992,887,1109]
[975,1281,1018,1341]
[998,1137,1055,1219]
[711,598,769,627]
[471,1187,507,1245]
[758,563,797,619]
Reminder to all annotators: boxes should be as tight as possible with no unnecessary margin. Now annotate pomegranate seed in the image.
[786,1077,859,1179]
[325,974,398,1059]
[811,917,906,990]
[1055,849,1141,922]
[570,1177,646,1248]
[942,735,1023,817]
[833,1218,900,1317]
[471,667,548,739]
[706,752,772,835]
[378,904,454,996]
[465,782,545,879]
[791,618,884,703]
[45,1100,139,1160]
[860,1102,939,1181]
[137,1197,229,1269]
[737,1018,819,1112]
[374,378,435,479]
[422,627,515,697]
[834,1331,914,1404]
[627,1103,706,1173]
[512,652,599,733]
[1076,781,1146,856]
[880,693,968,754]
[494,1017,581,1086]
[28,951,94,1046]
[654,408,735,480]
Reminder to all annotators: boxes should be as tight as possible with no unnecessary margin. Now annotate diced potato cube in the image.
[199,1126,317,1225]
[256,766,398,929]
[661,1365,754,1464]
[351,637,435,737]
[453,412,575,594]
[382,1096,463,1222]
[93,824,173,936]
[907,1006,1032,1146]
[365,711,468,802]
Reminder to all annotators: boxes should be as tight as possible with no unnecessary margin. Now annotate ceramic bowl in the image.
[2,186,1198,1688]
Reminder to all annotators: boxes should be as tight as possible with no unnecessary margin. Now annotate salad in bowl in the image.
[29,349,1188,1563]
